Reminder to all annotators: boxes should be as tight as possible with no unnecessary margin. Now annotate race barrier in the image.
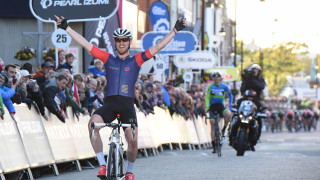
[0,104,212,179]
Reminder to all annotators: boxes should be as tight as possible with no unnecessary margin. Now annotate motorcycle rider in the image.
[230,89,259,151]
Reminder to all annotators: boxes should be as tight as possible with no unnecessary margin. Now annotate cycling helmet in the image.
[244,89,257,97]
[113,28,132,40]
[211,72,221,78]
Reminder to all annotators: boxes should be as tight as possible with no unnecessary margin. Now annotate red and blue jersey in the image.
[90,45,153,98]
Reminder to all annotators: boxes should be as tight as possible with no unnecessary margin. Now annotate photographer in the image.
[15,70,47,120]
[0,74,17,121]
[240,64,266,141]
[240,64,266,100]
[1,64,17,87]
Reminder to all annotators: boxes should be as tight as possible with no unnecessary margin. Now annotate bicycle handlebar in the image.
[90,122,136,140]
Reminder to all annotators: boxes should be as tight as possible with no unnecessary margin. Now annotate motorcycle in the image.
[230,100,267,156]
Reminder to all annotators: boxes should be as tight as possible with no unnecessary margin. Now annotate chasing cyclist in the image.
[55,15,186,180]
[205,72,233,153]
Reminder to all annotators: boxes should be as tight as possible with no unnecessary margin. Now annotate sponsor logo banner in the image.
[149,1,170,74]
[142,31,197,54]
[149,1,169,31]
[205,67,239,82]
[173,51,217,69]
[30,0,119,22]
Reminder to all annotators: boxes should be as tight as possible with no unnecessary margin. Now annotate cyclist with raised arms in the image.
[205,72,233,153]
[55,15,186,180]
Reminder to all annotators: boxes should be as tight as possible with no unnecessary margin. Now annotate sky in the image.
[226,0,320,55]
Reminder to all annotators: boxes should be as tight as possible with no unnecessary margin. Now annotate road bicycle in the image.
[207,107,224,157]
[213,111,223,157]
[90,114,135,180]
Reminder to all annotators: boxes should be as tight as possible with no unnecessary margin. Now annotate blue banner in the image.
[142,31,197,54]
[149,1,169,31]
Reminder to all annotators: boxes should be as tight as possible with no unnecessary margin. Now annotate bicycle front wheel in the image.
[107,142,116,180]
[215,119,222,157]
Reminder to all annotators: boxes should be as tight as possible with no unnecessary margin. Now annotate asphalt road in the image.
[35,127,320,180]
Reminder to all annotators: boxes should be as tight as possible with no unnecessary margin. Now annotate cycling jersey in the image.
[205,83,233,109]
[90,45,153,98]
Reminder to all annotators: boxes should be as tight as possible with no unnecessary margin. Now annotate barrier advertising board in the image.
[141,31,197,54]
[67,113,95,159]
[42,109,79,163]
[174,51,217,69]
[15,105,55,167]
[29,0,119,22]
[0,109,29,172]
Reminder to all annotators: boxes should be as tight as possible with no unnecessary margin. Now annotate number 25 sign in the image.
[51,29,72,48]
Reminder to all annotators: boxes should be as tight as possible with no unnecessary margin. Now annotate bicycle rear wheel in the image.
[107,142,116,180]
[215,119,222,157]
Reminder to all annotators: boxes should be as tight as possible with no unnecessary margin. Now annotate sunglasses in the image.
[213,75,221,78]
[115,38,130,43]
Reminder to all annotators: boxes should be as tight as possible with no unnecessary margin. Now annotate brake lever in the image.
[90,122,95,139]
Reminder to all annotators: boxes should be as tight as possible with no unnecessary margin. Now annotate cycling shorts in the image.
[209,103,228,120]
[93,95,138,127]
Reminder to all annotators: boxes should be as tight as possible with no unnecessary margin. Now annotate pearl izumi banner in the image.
[29,0,119,22]
[84,13,119,70]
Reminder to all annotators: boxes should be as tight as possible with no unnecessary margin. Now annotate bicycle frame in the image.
[211,112,223,157]
[106,125,126,180]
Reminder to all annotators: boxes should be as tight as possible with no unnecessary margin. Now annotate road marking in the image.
[200,152,209,156]
[167,152,178,156]
[265,139,285,142]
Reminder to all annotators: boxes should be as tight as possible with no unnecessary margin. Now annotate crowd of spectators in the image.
[134,75,207,120]
[0,52,208,123]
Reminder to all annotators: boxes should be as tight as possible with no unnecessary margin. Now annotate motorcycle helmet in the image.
[113,28,132,40]
[244,89,257,98]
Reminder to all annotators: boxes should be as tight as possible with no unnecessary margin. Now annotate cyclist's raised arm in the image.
[149,17,186,56]
[55,15,93,52]
[205,83,212,110]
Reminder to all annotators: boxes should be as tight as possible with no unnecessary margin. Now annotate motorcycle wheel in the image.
[236,130,247,156]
